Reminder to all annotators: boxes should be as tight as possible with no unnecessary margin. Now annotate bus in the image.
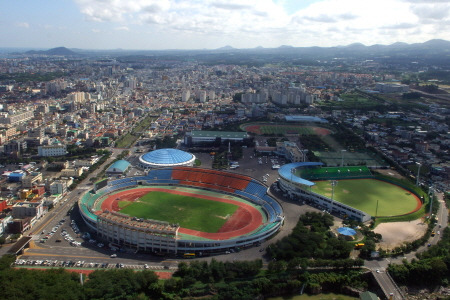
[354,243,365,249]
[183,253,196,258]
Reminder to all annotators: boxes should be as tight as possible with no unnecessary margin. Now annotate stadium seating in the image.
[147,169,173,180]
[94,167,282,225]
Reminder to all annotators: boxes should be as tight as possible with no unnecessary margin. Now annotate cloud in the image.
[411,4,450,21]
[16,22,29,28]
[382,23,417,29]
[115,26,130,31]
[211,2,253,10]
[73,0,449,48]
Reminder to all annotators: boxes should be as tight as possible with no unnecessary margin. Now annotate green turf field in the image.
[259,125,315,135]
[118,191,238,233]
[311,179,419,217]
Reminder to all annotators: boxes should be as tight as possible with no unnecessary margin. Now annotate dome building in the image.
[138,148,196,169]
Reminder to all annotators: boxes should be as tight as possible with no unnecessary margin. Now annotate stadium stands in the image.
[79,166,284,254]
[101,167,283,223]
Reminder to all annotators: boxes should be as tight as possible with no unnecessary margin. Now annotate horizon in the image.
[2,38,449,53]
[2,0,449,50]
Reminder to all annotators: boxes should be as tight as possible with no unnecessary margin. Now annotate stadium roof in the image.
[107,160,131,172]
[190,130,248,139]
[278,162,323,187]
[285,115,328,123]
[141,148,194,166]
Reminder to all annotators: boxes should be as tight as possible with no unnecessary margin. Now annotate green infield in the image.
[311,179,419,217]
[259,125,315,135]
[118,191,238,233]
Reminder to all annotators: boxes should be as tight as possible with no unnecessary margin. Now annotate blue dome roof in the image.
[141,148,194,165]
[107,160,131,172]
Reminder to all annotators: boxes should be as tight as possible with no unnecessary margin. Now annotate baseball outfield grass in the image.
[118,191,238,233]
[311,179,419,217]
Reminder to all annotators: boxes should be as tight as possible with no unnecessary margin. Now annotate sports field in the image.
[311,179,420,217]
[241,123,331,136]
[118,191,238,233]
[313,150,388,168]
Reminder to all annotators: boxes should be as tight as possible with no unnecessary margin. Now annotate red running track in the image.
[99,188,263,240]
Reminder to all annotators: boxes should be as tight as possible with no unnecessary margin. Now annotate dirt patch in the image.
[374,168,406,180]
[242,125,261,135]
[313,127,332,136]
[374,219,427,250]
[218,207,252,233]
[20,268,173,279]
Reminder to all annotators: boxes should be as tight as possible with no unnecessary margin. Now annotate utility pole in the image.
[375,199,379,218]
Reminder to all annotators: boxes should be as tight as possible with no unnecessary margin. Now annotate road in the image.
[365,191,448,300]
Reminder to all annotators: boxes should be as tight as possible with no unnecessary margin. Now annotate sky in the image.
[2,0,449,50]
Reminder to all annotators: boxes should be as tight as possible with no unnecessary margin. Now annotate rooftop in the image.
[141,148,194,165]
[190,130,248,139]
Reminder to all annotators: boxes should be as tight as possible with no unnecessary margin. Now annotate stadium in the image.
[138,148,196,169]
[278,162,422,222]
[79,167,283,255]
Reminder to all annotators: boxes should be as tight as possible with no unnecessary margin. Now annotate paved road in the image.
[365,192,447,300]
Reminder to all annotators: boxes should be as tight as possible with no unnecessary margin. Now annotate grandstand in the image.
[78,167,283,254]
[278,162,371,222]
[296,166,372,180]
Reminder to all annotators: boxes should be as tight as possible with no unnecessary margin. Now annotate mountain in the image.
[25,47,79,56]
[216,45,235,51]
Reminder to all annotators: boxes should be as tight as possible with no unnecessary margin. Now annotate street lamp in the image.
[428,185,434,217]
[416,162,422,186]
[341,150,346,167]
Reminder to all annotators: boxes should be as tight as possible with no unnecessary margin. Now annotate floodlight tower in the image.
[416,162,422,186]
[428,185,434,217]
[341,150,346,167]
[330,180,338,212]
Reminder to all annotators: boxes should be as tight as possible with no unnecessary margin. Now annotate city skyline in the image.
[2,0,449,50]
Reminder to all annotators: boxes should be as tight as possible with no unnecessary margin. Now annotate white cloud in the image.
[16,22,30,28]
[73,0,449,48]
[115,26,130,31]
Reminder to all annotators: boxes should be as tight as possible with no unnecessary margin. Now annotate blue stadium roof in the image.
[278,162,323,187]
[141,148,194,165]
[107,160,131,172]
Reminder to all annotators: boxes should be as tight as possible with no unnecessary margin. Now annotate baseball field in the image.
[311,179,421,217]
[118,191,238,233]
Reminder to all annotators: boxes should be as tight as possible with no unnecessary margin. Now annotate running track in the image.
[99,187,263,240]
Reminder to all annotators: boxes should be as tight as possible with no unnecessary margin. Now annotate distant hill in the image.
[13,40,450,67]
[216,45,235,51]
[25,47,78,56]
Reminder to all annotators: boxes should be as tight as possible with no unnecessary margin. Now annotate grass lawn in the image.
[118,191,238,233]
[311,179,419,217]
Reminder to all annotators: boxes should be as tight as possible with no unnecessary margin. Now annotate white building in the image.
[181,90,190,102]
[199,90,207,103]
[12,201,45,219]
[38,144,67,157]
[49,180,68,195]
[0,216,12,235]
